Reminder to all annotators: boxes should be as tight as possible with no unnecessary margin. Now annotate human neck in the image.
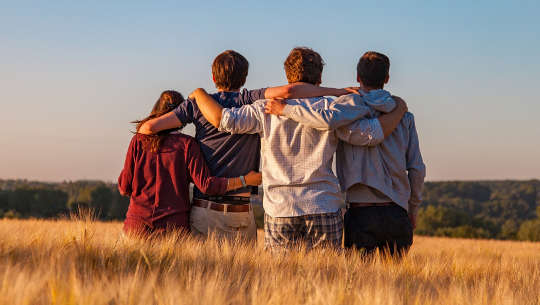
[217,87,241,93]
[362,86,384,92]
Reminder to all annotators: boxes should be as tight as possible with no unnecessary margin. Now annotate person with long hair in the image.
[118,90,261,236]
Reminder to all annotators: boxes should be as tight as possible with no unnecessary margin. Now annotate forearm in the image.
[282,95,370,130]
[287,83,348,99]
[377,109,406,138]
[225,177,243,192]
[264,83,347,99]
[191,88,223,128]
[138,112,182,135]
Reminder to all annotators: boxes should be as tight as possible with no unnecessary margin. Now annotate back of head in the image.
[134,90,185,152]
[212,50,249,91]
[357,51,390,89]
[284,47,325,85]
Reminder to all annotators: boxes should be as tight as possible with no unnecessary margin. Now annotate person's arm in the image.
[265,94,373,130]
[189,88,223,128]
[334,97,408,146]
[190,88,263,134]
[405,114,426,229]
[138,112,183,135]
[335,119,384,146]
[379,96,408,138]
[225,171,262,192]
[264,83,356,99]
[185,139,261,195]
[117,137,136,196]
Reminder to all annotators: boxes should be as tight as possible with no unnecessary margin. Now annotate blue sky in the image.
[1,1,539,181]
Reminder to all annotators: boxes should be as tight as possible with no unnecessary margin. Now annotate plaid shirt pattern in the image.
[264,211,343,251]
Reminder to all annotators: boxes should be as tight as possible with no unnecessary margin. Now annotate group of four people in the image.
[118,47,425,256]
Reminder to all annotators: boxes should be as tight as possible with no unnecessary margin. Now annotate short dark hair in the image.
[283,47,324,85]
[357,51,390,89]
[212,50,249,91]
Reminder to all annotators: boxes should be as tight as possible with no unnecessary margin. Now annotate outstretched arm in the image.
[264,82,356,99]
[185,138,262,195]
[265,94,377,130]
[266,95,408,145]
[138,112,183,135]
[190,88,263,134]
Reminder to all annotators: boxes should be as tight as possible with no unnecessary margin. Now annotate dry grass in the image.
[0,218,539,305]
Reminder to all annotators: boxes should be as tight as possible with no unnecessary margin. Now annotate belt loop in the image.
[224,204,228,214]
[206,200,211,210]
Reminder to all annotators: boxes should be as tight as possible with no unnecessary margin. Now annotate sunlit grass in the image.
[0,217,539,305]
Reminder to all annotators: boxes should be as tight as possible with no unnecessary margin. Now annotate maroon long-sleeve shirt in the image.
[118,133,227,229]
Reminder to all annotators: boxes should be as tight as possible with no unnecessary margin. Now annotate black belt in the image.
[194,195,251,205]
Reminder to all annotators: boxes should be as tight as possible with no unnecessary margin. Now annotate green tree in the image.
[89,186,113,218]
[517,220,540,242]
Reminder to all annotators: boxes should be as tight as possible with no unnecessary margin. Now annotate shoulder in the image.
[402,112,416,127]
[333,93,366,105]
[404,112,415,120]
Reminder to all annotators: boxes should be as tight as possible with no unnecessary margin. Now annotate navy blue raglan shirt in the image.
[173,88,266,198]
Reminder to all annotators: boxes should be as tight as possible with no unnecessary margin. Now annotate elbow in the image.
[209,115,221,129]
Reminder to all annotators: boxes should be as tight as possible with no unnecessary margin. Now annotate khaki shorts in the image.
[190,200,257,242]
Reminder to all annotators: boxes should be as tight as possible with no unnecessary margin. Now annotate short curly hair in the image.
[283,47,324,85]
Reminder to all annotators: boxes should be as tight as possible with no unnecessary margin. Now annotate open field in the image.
[0,218,539,305]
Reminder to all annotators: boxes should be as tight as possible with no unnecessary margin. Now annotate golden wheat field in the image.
[0,217,539,305]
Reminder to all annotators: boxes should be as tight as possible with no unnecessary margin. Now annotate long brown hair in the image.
[133,90,185,152]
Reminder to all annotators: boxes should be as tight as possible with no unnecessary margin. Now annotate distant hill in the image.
[1,179,539,241]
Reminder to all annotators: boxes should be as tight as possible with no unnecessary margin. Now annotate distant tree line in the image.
[416,180,540,241]
[1,179,539,241]
[0,180,129,220]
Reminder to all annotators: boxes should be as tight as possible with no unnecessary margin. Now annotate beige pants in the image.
[190,200,257,242]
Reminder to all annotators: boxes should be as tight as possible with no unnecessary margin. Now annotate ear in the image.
[384,74,389,84]
[357,75,363,86]
[212,74,216,84]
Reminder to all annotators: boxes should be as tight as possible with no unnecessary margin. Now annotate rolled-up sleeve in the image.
[335,118,384,146]
[219,102,263,135]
